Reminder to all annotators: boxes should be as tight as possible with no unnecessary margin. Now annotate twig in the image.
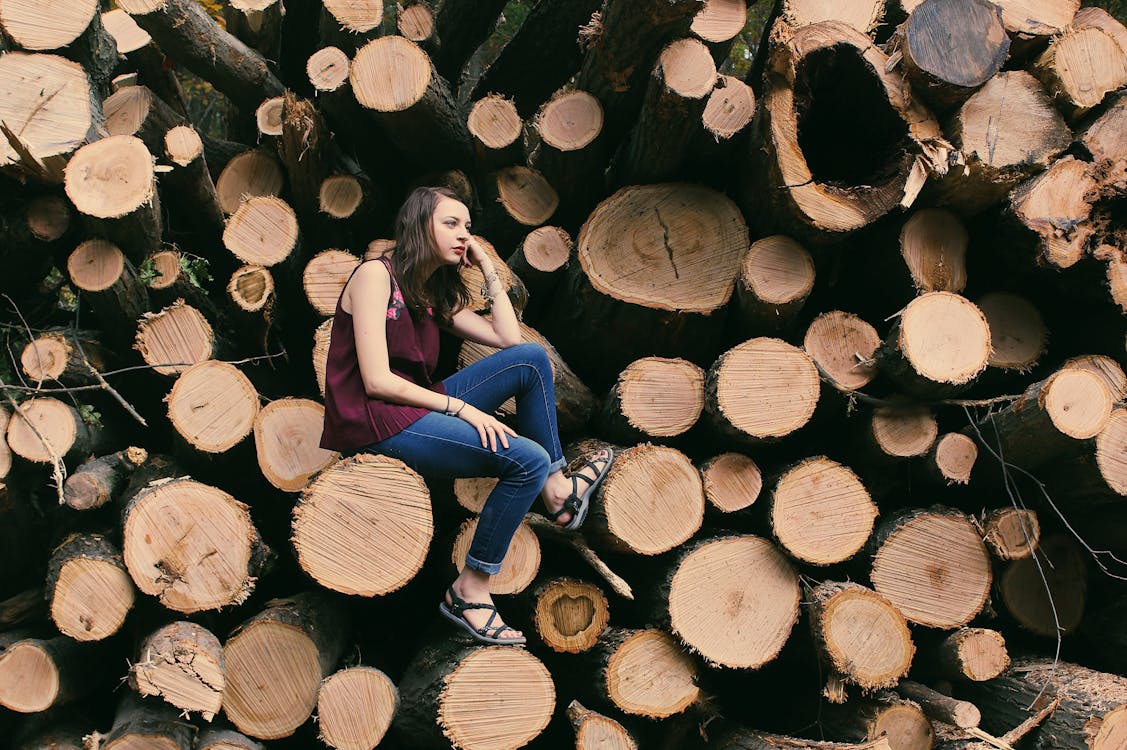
[525,513,634,600]
[962,728,1015,750]
[0,374,66,503]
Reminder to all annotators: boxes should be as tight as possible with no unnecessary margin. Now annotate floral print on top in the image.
[380,256,433,320]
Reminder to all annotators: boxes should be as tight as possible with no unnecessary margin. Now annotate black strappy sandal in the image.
[438,586,526,646]
[546,448,615,532]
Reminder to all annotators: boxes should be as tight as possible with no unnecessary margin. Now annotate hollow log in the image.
[567,699,639,750]
[981,507,1040,561]
[121,475,267,612]
[517,577,610,654]
[451,518,540,595]
[699,452,762,515]
[64,135,161,263]
[769,457,877,565]
[930,627,1009,682]
[318,666,399,750]
[803,311,881,393]
[808,581,914,689]
[132,620,224,720]
[997,533,1087,637]
[733,234,816,336]
[166,360,260,454]
[6,396,113,465]
[706,337,821,443]
[134,300,218,377]
[598,357,704,443]
[46,532,134,642]
[226,264,277,357]
[530,90,605,225]
[215,148,284,216]
[0,632,106,712]
[116,0,284,111]
[220,592,347,740]
[468,94,525,173]
[584,628,700,719]
[293,453,432,597]
[253,398,337,492]
[653,534,799,669]
[869,507,992,629]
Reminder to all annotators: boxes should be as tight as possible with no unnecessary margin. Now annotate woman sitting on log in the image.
[320,186,613,646]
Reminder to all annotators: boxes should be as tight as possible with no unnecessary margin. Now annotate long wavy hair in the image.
[388,186,470,324]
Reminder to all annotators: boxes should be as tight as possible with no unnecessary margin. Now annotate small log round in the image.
[925,433,977,485]
[869,508,992,629]
[303,249,361,317]
[134,300,217,376]
[162,125,225,244]
[102,85,183,155]
[223,592,347,741]
[483,165,559,237]
[132,620,224,720]
[66,239,150,339]
[144,247,221,316]
[322,0,383,45]
[166,360,260,453]
[899,209,968,293]
[1031,25,1127,119]
[255,95,284,138]
[223,195,301,269]
[699,452,762,514]
[770,457,877,565]
[6,396,110,464]
[215,149,284,215]
[691,0,747,45]
[507,225,571,322]
[803,311,881,392]
[122,476,265,612]
[453,476,495,514]
[599,357,704,441]
[660,535,799,669]
[706,337,821,442]
[809,581,914,690]
[317,666,399,750]
[869,404,938,460]
[253,398,338,492]
[997,533,1087,637]
[934,627,1009,682]
[0,634,100,713]
[293,454,432,597]
[319,175,364,219]
[590,628,699,719]
[20,330,109,386]
[567,699,638,750]
[734,235,816,335]
[525,578,610,654]
[451,518,539,595]
[822,694,934,750]
[700,74,756,141]
[468,94,525,171]
[981,507,1040,561]
[976,292,1047,372]
[877,292,991,398]
[530,89,604,221]
[397,3,434,45]
[46,533,134,642]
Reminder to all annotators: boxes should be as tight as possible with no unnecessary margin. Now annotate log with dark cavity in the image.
[981,507,1040,561]
[514,577,610,654]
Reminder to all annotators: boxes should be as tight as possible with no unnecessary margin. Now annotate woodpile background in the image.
[0,0,1126,749]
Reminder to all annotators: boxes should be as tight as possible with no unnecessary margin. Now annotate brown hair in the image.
[389,186,470,324]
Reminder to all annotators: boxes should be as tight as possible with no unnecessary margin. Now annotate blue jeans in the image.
[366,343,567,574]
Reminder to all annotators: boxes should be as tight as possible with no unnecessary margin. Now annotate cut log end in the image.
[772,457,877,565]
[303,250,360,316]
[133,621,224,719]
[616,357,704,437]
[223,196,300,267]
[783,0,886,32]
[999,534,1087,636]
[703,75,756,139]
[982,508,1040,561]
[978,292,1046,371]
[0,53,94,173]
[941,627,1009,681]
[452,519,539,595]
[741,235,815,305]
[493,166,559,226]
[1064,355,1127,402]
[255,96,285,137]
[931,433,977,484]
[895,292,991,386]
[398,3,434,42]
[167,361,259,453]
[871,405,938,458]
[317,667,397,750]
[50,556,134,642]
[135,302,215,376]
[1096,408,1127,497]
[69,239,127,292]
[710,338,821,440]
[812,582,914,689]
[803,311,880,392]
[6,397,77,464]
[658,38,717,99]
[532,579,610,653]
[993,0,1078,35]
[1041,368,1112,440]
[319,175,364,218]
[604,630,699,718]
[20,335,73,383]
[691,0,748,43]
[102,8,152,53]
[700,452,762,513]
[323,0,383,34]
[521,226,571,273]
[904,0,1009,89]
[229,265,275,313]
[350,36,431,112]
[600,445,704,555]
[0,640,58,713]
[900,209,968,293]
[216,150,284,215]
[64,136,155,220]
[253,398,337,492]
[307,46,350,93]
[27,195,71,241]
[468,95,523,150]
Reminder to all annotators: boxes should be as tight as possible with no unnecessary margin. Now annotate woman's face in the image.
[430,197,471,266]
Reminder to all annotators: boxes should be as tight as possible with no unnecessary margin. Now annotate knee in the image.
[503,438,550,485]
[512,342,551,378]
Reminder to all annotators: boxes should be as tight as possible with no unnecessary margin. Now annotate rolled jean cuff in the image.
[548,456,566,474]
[464,552,503,575]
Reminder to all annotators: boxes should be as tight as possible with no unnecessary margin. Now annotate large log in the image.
[0,632,107,712]
[317,666,399,750]
[134,301,219,377]
[808,581,915,689]
[1005,155,1098,270]
[0,0,117,99]
[583,628,700,719]
[451,518,540,595]
[598,357,705,443]
[253,398,338,492]
[1030,20,1127,120]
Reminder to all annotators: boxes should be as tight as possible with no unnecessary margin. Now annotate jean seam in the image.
[451,361,564,464]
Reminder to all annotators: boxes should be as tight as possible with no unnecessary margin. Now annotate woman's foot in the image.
[541,448,614,528]
[440,571,524,644]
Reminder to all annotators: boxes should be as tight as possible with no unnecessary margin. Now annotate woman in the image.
[320,186,613,646]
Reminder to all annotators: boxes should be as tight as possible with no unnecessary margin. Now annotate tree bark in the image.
[430,0,508,88]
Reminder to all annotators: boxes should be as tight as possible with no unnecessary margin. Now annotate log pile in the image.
[0,0,1126,749]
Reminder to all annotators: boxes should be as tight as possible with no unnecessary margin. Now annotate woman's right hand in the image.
[454,402,517,452]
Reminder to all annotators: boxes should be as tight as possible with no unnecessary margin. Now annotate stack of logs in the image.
[0,0,1126,748]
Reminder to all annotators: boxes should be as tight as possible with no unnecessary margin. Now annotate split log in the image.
[584,628,700,719]
[116,0,284,112]
[46,533,134,642]
[64,135,161,262]
[20,330,109,386]
[253,398,337,492]
[468,94,525,172]
[312,318,333,396]
[319,0,383,54]
[743,21,943,242]
[161,124,225,249]
[1030,22,1127,120]
[896,681,980,729]
[518,577,610,654]
[803,311,881,393]
[226,264,277,356]
[981,508,1040,561]
[877,292,991,399]
[706,337,821,443]
[899,209,968,293]
[869,507,992,629]
[6,396,113,464]
[457,319,594,434]
[100,9,188,116]
[506,225,571,323]
[303,249,361,317]
[67,239,150,342]
[931,628,1009,682]
[223,196,303,272]
[891,0,1010,112]
[530,90,605,224]
[598,357,704,443]
[699,452,762,514]
[121,475,268,612]
[102,85,183,157]
[394,640,555,749]
[317,666,399,750]
[215,149,285,216]
[0,633,106,712]
[429,0,507,86]
[166,360,260,454]
[611,37,718,186]
[222,593,348,740]
[132,620,224,720]
[961,658,1127,750]
[733,235,816,335]
[567,700,638,750]
[350,36,473,169]
[0,52,102,184]
[808,581,914,689]
[1006,155,1097,269]
[653,535,799,669]
[976,292,1047,373]
[134,301,218,376]
[1079,89,1127,167]
[584,443,704,556]
[937,71,1071,214]
[479,165,559,249]
[451,518,539,595]
[969,366,1112,470]
[97,694,194,750]
[223,0,284,63]
[996,533,1087,637]
[769,457,877,565]
[293,454,432,597]
[277,92,333,221]
[196,726,266,750]
[822,694,935,750]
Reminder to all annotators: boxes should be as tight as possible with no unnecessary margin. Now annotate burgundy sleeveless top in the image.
[320,256,446,452]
